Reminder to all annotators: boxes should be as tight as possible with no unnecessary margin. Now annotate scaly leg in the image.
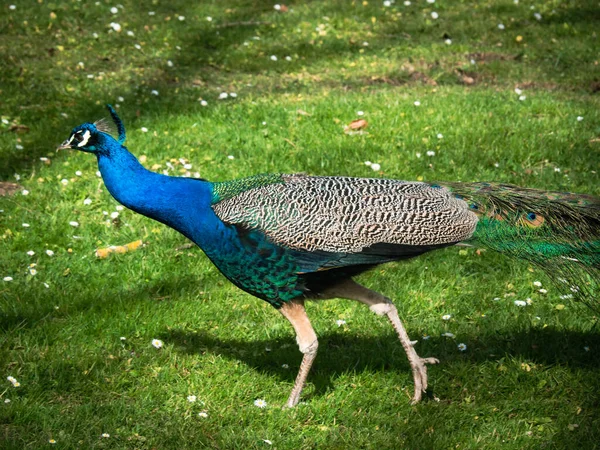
[279,300,318,408]
[320,279,438,403]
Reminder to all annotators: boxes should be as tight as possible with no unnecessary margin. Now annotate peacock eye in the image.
[72,133,82,143]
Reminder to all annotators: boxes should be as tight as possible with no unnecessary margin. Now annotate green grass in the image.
[1,0,600,448]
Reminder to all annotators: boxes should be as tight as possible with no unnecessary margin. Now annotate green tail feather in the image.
[437,182,600,309]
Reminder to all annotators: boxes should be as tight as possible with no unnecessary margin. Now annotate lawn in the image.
[1,0,599,448]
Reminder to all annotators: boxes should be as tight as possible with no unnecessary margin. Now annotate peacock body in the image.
[59,106,600,407]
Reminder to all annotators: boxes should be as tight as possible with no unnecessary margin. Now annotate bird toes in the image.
[421,357,440,365]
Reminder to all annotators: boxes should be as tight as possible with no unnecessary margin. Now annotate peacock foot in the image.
[410,356,439,404]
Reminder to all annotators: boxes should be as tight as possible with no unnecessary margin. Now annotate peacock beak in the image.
[57,140,72,151]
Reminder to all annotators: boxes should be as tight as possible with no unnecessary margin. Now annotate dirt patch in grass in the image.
[0,182,22,196]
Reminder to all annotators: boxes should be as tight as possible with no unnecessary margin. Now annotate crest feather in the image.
[94,117,117,137]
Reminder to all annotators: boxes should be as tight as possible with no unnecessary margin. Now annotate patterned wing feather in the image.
[212,174,478,254]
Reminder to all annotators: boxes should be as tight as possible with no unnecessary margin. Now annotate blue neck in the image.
[95,136,215,243]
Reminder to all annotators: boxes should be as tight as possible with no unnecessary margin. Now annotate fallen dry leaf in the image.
[96,240,144,259]
[346,119,368,130]
[344,119,369,135]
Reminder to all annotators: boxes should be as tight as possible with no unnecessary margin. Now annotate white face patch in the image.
[65,134,75,145]
[77,130,91,147]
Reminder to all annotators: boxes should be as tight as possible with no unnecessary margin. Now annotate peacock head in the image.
[58,104,126,153]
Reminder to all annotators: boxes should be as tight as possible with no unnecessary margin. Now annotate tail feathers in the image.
[438,182,600,309]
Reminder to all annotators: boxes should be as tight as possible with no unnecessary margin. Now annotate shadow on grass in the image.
[162,325,600,396]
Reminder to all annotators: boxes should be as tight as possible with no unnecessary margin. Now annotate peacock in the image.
[58,105,600,407]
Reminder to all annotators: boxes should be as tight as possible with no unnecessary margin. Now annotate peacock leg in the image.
[320,279,438,404]
[279,299,318,408]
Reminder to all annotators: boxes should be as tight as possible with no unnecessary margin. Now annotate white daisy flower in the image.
[198,411,208,418]
[336,319,346,326]
[457,343,467,351]
[254,399,267,408]
[187,395,197,403]
[431,11,439,19]
[27,250,35,256]
[514,300,527,307]
[69,221,79,227]
[101,433,110,438]
[371,163,381,171]
[414,100,421,106]
[442,314,451,320]
[110,6,118,14]
[3,276,13,282]
[152,339,163,349]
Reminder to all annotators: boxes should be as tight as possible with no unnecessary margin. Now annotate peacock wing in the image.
[212,174,478,264]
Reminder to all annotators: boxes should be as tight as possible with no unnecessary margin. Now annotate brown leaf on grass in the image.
[9,124,30,133]
[0,182,23,197]
[347,119,368,130]
[455,69,476,85]
[96,240,144,259]
[344,119,368,135]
